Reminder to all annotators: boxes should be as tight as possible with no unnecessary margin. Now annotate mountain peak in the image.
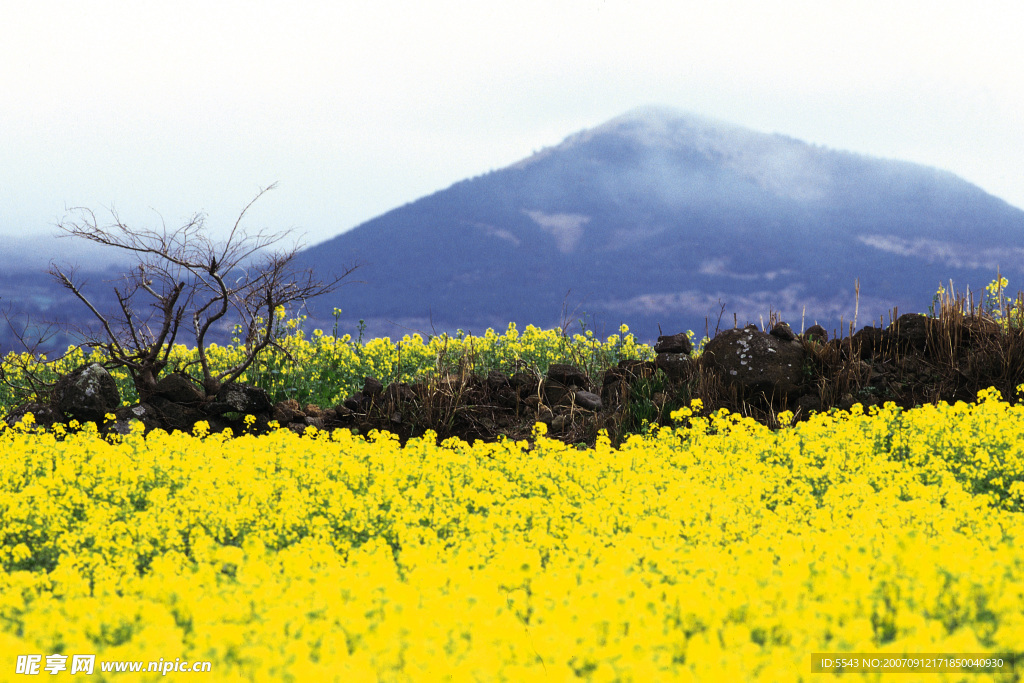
[602,105,743,135]
[513,106,836,201]
[513,105,731,169]
[294,107,1024,343]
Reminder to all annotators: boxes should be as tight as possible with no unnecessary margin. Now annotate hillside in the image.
[296,106,1024,340]
[5,107,1024,354]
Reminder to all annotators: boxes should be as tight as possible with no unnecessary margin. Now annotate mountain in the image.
[297,106,1024,341]
[5,107,1024,354]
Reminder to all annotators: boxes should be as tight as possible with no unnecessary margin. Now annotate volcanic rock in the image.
[703,325,806,399]
[654,333,692,355]
[52,363,120,424]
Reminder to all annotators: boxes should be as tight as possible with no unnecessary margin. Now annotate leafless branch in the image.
[41,184,357,401]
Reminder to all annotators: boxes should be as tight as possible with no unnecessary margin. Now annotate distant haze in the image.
[0,236,129,274]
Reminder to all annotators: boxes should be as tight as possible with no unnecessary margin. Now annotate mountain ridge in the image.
[4,107,1022,354]
[293,106,1024,341]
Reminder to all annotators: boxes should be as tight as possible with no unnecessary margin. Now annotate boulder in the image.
[889,313,931,351]
[601,372,628,406]
[853,326,888,359]
[542,379,572,406]
[209,383,272,416]
[486,370,511,389]
[961,315,1001,345]
[383,382,415,403]
[110,403,164,435]
[769,322,797,342]
[602,360,658,405]
[794,393,822,417]
[273,399,304,424]
[546,363,590,389]
[363,377,384,397]
[656,352,692,379]
[5,402,62,430]
[153,373,204,404]
[510,371,538,398]
[703,325,806,400]
[145,396,204,432]
[52,363,120,425]
[654,333,693,355]
[802,324,828,343]
[572,390,602,411]
[617,359,657,378]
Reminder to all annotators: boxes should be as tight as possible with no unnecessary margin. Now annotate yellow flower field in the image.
[1,391,1023,681]
[0,320,658,411]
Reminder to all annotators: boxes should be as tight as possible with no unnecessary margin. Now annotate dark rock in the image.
[546,363,589,389]
[145,395,204,432]
[889,313,931,351]
[601,378,628,406]
[494,387,519,410]
[769,322,797,342]
[383,382,415,403]
[703,325,806,400]
[205,415,239,434]
[153,373,203,404]
[837,393,858,411]
[852,360,873,384]
[5,402,62,430]
[329,405,354,426]
[961,315,1001,345]
[853,326,888,359]
[598,368,630,405]
[363,377,384,397]
[52,363,120,425]
[486,370,511,389]
[344,392,365,411]
[602,359,662,404]
[617,359,657,378]
[273,399,304,424]
[654,333,692,355]
[854,389,881,408]
[511,371,538,397]
[602,367,628,387]
[209,383,272,416]
[543,379,572,406]
[794,393,822,417]
[573,390,602,411]
[803,324,828,343]
[899,355,928,377]
[111,403,163,434]
[656,352,692,379]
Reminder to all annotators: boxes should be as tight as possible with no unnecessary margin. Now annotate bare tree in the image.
[48,184,356,401]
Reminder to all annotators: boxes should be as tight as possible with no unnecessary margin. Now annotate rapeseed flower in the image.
[1,394,1022,680]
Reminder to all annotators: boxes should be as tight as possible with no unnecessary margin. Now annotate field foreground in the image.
[1,392,1024,681]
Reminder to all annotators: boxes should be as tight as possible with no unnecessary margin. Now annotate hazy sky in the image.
[3,1,1023,248]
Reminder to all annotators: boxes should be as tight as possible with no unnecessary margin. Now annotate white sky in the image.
[3,0,1023,247]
